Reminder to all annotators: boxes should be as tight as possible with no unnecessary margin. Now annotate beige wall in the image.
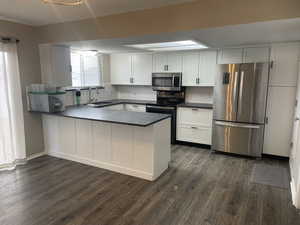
[38,0,300,44]
[0,20,44,157]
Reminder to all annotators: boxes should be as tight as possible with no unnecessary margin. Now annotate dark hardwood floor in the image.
[1,145,300,225]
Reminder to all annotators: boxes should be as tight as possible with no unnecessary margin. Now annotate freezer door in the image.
[212,121,264,157]
[237,63,269,123]
[213,64,240,121]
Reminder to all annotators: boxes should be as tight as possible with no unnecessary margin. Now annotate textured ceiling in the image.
[0,0,196,26]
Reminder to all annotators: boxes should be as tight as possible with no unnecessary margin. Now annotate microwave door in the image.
[213,64,240,122]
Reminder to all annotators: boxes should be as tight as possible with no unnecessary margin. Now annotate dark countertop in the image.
[178,102,213,109]
[41,105,170,127]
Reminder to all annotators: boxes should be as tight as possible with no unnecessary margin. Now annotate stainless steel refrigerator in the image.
[212,63,269,157]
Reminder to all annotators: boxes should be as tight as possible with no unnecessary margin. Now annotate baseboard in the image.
[27,151,46,161]
[47,151,154,181]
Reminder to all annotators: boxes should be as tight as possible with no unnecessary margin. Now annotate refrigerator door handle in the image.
[215,121,260,129]
[233,71,239,110]
[238,71,244,113]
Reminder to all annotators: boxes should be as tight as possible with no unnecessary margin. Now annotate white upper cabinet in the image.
[199,50,217,86]
[110,53,152,85]
[243,47,270,63]
[182,51,200,86]
[182,50,217,86]
[217,48,244,64]
[269,43,300,87]
[217,47,270,64]
[153,52,182,72]
[110,54,132,85]
[153,53,168,72]
[39,44,72,87]
[132,53,153,85]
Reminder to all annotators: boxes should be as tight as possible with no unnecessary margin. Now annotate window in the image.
[71,50,102,87]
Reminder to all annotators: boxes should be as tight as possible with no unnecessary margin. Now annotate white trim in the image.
[27,151,46,161]
[47,151,155,181]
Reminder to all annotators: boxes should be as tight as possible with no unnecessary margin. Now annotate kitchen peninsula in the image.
[42,104,171,181]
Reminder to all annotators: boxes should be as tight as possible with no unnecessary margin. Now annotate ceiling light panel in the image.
[126,40,208,51]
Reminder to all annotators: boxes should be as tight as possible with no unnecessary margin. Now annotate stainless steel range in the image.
[212,63,270,157]
[146,90,185,144]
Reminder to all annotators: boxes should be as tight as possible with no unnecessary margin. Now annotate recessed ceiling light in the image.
[42,0,84,6]
[126,40,208,51]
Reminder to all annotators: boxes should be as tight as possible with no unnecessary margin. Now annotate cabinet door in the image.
[58,117,76,155]
[92,122,112,162]
[76,119,93,159]
[51,46,72,87]
[264,86,296,157]
[110,54,132,85]
[269,43,300,87]
[217,48,243,64]
[132,53,152,85]
[153,53,168,72]
[199,50,217,86]
[42,115,60,153]
[182,51,199,86]
[243,47,270,63]
[167,52,183,72]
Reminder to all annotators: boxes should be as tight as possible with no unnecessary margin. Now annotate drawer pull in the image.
[191,108,199,111]
[191,126,198,129]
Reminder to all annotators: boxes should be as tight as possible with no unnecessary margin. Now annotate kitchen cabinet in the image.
[182,51,200,86]
[199,51,217,86]
[177,107,213,145]
[217,48,244,64]
[43,114,171,181]
[110,53,152,85]
[110,54,132,85]
[132,53,152,85]
[182,50,217,86]
[39,44,72,87]
[269,43,300,87]
[243,47,270,63]
[153,52,182,72]
[217,47,270,64]
[263,86,297,157]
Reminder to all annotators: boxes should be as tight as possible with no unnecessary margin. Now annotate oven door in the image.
[152,73,181,91]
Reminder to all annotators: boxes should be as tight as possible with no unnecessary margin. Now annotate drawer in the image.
[177,107,213,127]
[177,124,212,145]
[125,104,146,112]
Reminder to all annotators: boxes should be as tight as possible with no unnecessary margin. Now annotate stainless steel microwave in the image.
[152,73,182,91]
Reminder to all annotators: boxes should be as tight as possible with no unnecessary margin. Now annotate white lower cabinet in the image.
[42,115,171,181]
[176,107,213,145]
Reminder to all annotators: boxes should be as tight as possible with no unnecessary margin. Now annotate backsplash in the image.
[116,86,156,101]
[185,87,214,104]
[65,83,118,106]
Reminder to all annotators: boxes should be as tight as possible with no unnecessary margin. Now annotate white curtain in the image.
[0,41,26,170]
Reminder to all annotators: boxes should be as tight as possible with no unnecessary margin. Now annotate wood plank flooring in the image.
[1,145,300,225]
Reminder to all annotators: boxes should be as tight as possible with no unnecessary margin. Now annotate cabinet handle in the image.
[192,108,199,111]
[191,126,198,129]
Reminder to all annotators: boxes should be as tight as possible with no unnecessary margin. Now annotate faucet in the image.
[88,87,98,104]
